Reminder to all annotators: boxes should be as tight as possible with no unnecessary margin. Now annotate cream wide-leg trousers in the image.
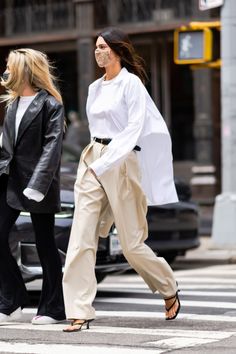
[63,142,177,320]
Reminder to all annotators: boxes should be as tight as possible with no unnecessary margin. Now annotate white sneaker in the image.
[31,315,61,325]
[0,313,8,322]
[0,307,22,323]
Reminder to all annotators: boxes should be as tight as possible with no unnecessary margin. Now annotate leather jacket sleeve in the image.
[27,99,64,196]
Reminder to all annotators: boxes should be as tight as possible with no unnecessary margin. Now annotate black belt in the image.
[94,137,141,151]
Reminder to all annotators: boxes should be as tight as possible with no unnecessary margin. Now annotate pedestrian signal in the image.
[174,28,213,64]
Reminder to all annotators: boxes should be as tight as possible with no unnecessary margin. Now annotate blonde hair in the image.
[0,48,62,104]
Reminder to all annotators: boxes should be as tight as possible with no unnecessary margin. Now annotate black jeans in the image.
[0,174,65,319]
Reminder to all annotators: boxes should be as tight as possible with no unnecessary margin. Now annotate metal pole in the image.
[74,0,94,121]
[212,0,236,246]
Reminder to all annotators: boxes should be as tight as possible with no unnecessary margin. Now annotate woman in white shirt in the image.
[0,48,65,324]
[63,27,180,332]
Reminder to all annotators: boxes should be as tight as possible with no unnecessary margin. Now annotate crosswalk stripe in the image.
[98,287,236,297]
[179,284,236,289]
[0,341,164,354]
[97,311,236,322]
[176,278,236,283]
[95,297,236,309]
[104,271,236,282]
[103,276,236,284]
[145,337,217,350]
[1,327,235,353]
[17,309,236,323]
[174,269,236,276]
[98,283,236,290]
[176,291,236,297]
[1,324,235,339]
[1,322,236,340]
[90,327,235,339]
[0,323,235,353]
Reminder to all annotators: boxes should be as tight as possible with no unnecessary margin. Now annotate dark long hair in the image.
[97,27,147,84]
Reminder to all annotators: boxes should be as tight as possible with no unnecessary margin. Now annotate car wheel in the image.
[95,272,107,283]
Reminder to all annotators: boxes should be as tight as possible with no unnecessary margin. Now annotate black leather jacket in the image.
[0,89,64,213]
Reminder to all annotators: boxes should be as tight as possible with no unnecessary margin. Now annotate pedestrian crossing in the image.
[0,325,235,354]
[1,264,236,353]
[95,263,236,319]
[0,341,162,354]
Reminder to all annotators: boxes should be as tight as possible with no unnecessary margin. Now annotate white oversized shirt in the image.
[86,67,178,205]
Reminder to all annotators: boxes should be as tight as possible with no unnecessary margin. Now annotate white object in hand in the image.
[23,188,44,202]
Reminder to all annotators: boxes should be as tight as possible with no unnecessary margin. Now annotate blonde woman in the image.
[0,49,65,324]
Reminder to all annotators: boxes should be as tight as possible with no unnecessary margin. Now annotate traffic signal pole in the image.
[212,0,236,246]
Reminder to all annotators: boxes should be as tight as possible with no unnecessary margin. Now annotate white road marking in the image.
[96,310,236,322]
[103,276,236,284]
[103,271,236,283]
[177,291,236,297]
[0,342,164,354]
[176,278,236,283]
[84,327,236,340]
[175,268,236,276]
[3,309,236,324]
[0,323,236,354]
[95,297,236,309]
[0,326,235,353]
[98,283,236,290]
[98,286,236,297]
[179,284,236,289]
[0,323,234,339]
[145,337,217,350]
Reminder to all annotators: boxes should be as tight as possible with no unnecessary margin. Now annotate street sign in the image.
[174,28,212,64]
[199,0,224,11]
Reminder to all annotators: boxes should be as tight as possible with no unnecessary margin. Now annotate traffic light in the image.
[174,21,221,66]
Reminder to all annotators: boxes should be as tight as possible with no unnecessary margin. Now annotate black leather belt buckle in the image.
[134,145,141,151]
[94,137,111,145]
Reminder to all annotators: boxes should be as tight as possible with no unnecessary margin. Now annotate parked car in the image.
[9,163,199,284]
[146,177,199,263]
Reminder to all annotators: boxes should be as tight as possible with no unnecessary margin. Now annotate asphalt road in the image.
[1,259,236,353]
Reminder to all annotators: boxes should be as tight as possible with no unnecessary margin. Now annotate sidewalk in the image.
[176,236,236,265]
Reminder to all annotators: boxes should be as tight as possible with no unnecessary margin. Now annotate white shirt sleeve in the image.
[89,76,146,176]
[23,188,45,202]
[0,133,3,148]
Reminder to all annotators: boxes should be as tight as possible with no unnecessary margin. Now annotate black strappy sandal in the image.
[63,319,94,333]
[165,291,181,320]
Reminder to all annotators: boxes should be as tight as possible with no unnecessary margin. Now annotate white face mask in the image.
[95,48,112,67]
